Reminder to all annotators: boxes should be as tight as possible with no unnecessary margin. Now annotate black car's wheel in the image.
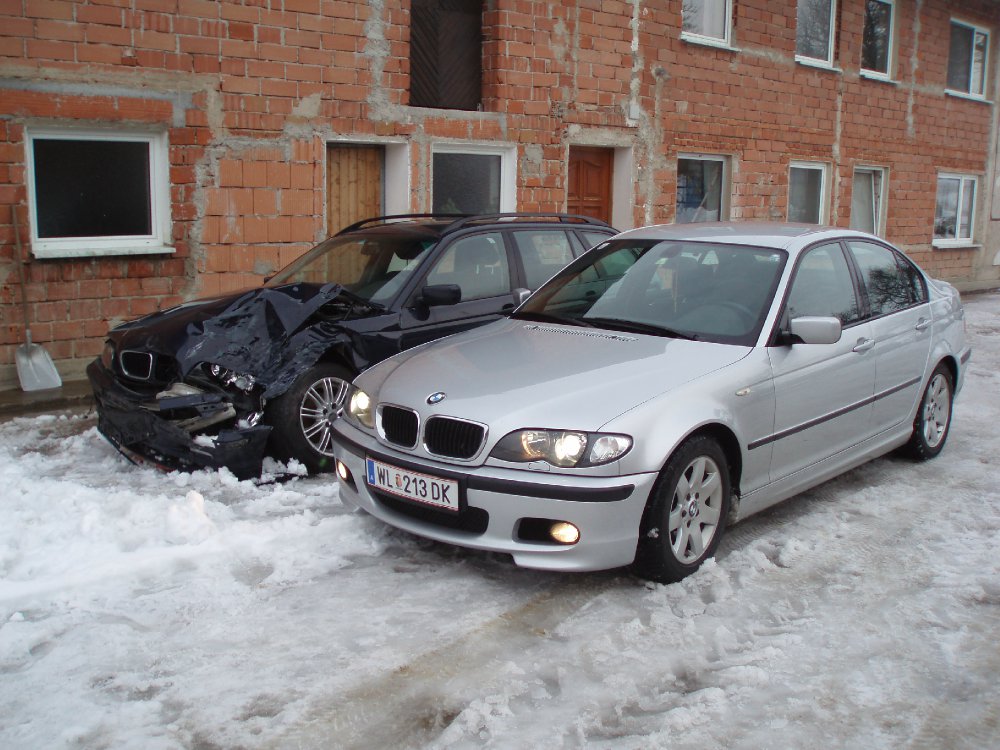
[267,363,353,473]
[633,435,731,584]
[905,364,953,461]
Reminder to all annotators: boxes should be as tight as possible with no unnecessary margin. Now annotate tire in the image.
[266,362,353,474]
[905,363,953,461]
[633,435,731,584]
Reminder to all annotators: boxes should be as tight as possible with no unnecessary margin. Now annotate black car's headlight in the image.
[490,429,632,468]
[346,385,374,429]
[100,341,116,370]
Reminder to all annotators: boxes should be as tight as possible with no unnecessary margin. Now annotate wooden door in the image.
[567,147,613,225]
[327,145,384,235]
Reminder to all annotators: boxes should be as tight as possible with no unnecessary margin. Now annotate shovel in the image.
[12,207,62,391]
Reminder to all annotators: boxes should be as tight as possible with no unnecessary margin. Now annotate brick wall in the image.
[1,0,998,388]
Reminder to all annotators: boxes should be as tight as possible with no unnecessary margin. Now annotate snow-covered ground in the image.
[2,293,999,750]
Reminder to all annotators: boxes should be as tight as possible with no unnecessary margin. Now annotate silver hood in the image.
[367,318,749,434]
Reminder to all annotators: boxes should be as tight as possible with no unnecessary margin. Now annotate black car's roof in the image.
[339,213,614,241]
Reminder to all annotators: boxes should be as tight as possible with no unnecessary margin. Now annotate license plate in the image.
[365,458,460,512]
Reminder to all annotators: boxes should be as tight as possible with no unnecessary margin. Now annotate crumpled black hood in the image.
[111,283,350,394]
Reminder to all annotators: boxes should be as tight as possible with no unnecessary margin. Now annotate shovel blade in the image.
[16,342,63,391]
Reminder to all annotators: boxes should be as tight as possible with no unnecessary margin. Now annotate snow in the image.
[2,292,1000,750]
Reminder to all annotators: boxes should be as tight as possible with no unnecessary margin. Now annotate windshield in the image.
[266,234,438,304]
[514,239,787,345]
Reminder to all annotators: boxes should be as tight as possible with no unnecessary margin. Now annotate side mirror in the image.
[421,284,462,307]
[788,316,842,345]
[512,287,532,306]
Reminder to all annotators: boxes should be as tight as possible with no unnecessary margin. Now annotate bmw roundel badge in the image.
[427,391,446,405]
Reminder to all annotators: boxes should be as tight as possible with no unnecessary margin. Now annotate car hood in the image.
[109,283,362,393]
[368,318,750,432]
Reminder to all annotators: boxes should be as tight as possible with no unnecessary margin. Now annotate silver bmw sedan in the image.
[330,223,971,583]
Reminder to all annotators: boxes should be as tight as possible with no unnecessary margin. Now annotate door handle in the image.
[914,318,931,332]
[852,338,875,353]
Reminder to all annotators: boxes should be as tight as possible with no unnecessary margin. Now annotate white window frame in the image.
[850,166,887,236]
[788,161,829,224]
[860,0,895,81]
[25,126,173,259]
[675,153,731,223]
[430,142,517,213]
[795,0,838,69]
[933,173,978,248]
[680,0,734,50]
[945,19,991,101]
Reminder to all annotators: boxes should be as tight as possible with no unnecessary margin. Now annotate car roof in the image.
[339,213,616,241]
[613,222,884,253]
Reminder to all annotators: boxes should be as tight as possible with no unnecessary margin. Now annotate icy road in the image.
[2,293,999,750]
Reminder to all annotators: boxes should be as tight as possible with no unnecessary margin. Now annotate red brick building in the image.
[1,0,999,388]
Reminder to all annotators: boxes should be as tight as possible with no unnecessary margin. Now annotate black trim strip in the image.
[332,427,634,503]
[748,376,922,450]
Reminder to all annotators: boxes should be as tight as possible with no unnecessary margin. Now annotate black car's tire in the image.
[905,364,954,462]
[266,362,353,474]
[633,435,731,584]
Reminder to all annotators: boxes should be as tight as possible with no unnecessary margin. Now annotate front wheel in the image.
[266,362,353,473]
[633,435,731,584]
[905,364,953,461]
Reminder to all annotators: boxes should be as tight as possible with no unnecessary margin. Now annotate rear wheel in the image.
[267,363,352,473]
[633,435,731,584]
[905,364,953,461]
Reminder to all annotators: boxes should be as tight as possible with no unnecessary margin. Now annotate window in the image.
[934,174,977,246]
[424,232,511,301]
[681,0,733,47]
[861,0,894,78]
[848,241,925,316]
[796,0,837,67]
[850,167,886,235]
[786,243,861,325]
[676,155,729,223]
[788,162,828,224]
[947,20,990,99]
[409,0,482,110]
[512,230,575,289]
[431,145,515,214]
[25,127,172,259]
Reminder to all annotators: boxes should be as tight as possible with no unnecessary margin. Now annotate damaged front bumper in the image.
[87,360,271,480]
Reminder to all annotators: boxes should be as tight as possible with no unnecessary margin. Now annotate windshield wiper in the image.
[582,317,697,340]
[326,285,386,313]
[512,310,594,327]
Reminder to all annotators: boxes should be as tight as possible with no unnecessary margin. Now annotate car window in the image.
[847,240,925,317]
[512,230,575,289]
[581,230,613,249]
[785,243,861,325]
[424,232,511,301]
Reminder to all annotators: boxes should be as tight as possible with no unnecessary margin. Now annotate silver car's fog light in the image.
[335,460,356,490]
[549,522,580,545]
[347,387,374,428]
[492,429,632,467]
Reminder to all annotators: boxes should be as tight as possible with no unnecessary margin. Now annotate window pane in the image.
[409,0,482,110]
[934,177,959,239]
[33,139,152,239]
[851,171,876,233]
[796,0,833,61]
[682,0,727,40]
[861,0,891,74]
[676,158,724,223]
[947,23,973,91]
[789,166,824,224]
[971,31,988,96]
[848,241,916,315]
[425,232,510,300]
[513,231,574,289]
[959,178,975,239]
[432,152,501,214]
[786,243,860,324]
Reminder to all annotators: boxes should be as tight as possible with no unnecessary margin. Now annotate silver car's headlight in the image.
[490,429,632,468]
[346,386,374,429]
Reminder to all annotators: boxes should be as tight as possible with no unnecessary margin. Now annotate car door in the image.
[510,229,579,291]
[846,240,933,436]
[397,231,516,350]
[766,241,877,482]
